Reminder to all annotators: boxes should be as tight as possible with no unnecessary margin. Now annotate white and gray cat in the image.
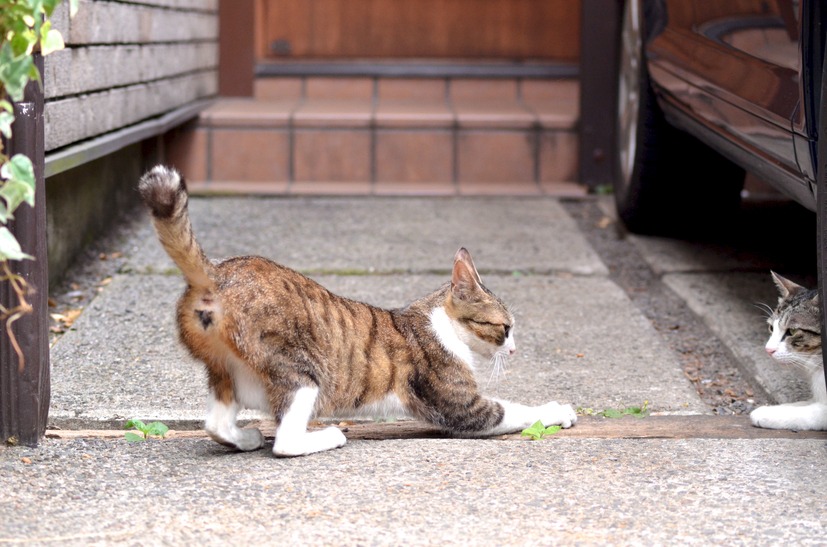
[750,272,827,430]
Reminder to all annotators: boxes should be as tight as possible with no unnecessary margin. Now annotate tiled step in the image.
[165,77,584,196]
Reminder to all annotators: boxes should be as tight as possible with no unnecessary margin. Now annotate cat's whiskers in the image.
[775,352,821,373]
[754,302,774,319]
[486,350,510,394]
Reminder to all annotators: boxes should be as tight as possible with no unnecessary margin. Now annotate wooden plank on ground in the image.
[44,415,827,442]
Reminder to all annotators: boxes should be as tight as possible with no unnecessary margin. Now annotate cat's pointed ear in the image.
[451,248,482,300]
[454,248,482,283]
[771,271,804,299]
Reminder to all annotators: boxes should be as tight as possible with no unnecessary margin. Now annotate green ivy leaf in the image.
[0,179,30,218]
[40,22,65,56]
[11,25,38,57]
[43,0,60,16]
[0,100,12,113]
[4,154,35,187]
[0,227,33,261]
[0,110,14,139]
[0,43,34,101]
[0,155,36,213]
[601,409,624,419]
[124,432,146,443]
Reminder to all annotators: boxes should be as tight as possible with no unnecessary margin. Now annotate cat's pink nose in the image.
[765,347,776,356]
[509,347,517,355]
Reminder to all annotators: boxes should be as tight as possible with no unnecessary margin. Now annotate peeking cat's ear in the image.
[451,247,482,300]
[771,271,805,300]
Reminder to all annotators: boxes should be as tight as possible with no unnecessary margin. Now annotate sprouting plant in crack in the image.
[577,401,650,419]
[520,420,562,440]
[124,419,169,442]
[601,401,650,419]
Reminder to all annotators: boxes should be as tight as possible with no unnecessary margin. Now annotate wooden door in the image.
[256,0,580,62]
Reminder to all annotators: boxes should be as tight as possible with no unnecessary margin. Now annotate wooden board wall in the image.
[256,0,581,62]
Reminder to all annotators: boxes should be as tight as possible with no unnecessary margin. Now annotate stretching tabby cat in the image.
[750,272,827,430]
[138,166,576,456]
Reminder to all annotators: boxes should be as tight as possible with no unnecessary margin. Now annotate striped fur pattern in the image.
[138,165,576,456]
[750,272,827,431]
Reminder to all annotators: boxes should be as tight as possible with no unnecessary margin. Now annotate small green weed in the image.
[577,401,650,419]
[124,419,169,442]
[520,420,562,440]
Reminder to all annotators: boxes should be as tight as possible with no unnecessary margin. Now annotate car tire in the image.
[614,0,745,236]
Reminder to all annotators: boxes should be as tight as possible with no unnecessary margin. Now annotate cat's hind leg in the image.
[272,386,347,457]
[204,391,266,451]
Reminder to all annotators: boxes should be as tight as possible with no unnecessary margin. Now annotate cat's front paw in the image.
[750,403,827,431]
[540,402,577,429]
[750,405,773,429]
[750,405,799,430]
[272,426,347,457]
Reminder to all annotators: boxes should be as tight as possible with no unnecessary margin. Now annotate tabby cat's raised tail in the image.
[138,166,214,291]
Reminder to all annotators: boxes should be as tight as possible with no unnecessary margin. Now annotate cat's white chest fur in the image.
[429,306,476,368]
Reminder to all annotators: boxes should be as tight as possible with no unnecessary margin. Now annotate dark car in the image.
[613,0,827,367]
[614,0,825,231]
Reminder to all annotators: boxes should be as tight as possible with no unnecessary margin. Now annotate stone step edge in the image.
[182,180,589,198]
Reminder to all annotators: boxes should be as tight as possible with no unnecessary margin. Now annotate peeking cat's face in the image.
[766,272,822,373]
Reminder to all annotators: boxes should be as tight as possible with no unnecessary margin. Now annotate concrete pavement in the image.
[3,195,826,545]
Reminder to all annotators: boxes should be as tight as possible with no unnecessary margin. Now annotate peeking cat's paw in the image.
[540,402,577,429]
[750,403,827,431]
[751,405,802,430]
[750,405,774,429]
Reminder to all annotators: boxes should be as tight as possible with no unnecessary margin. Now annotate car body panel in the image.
[643,0,819,209]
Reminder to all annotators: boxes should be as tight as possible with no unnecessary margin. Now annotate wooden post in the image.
[578,0,623,190]
[219,0,255,96]
[0,53,49,447]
